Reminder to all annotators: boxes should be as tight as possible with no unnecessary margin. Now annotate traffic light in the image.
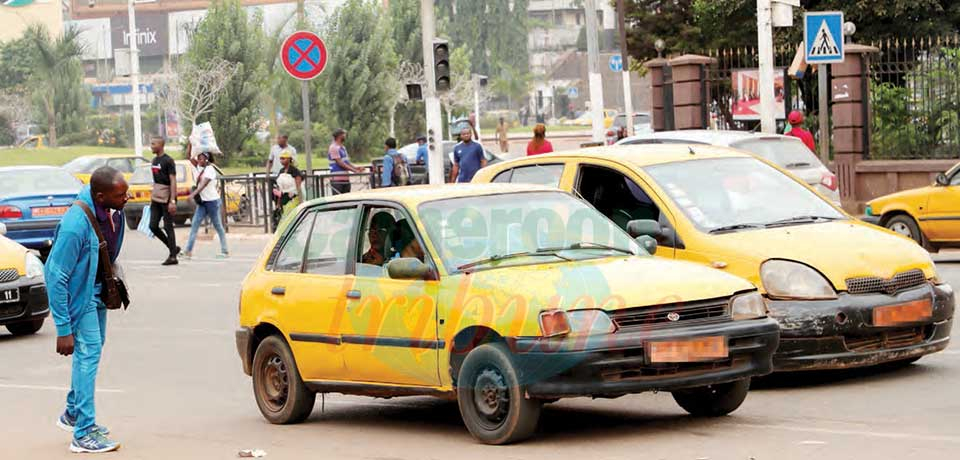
[433,40,450,92]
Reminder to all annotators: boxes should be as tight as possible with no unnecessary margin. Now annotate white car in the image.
[616,130,840,205]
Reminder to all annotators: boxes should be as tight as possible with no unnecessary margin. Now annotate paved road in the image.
[2,231,958,459]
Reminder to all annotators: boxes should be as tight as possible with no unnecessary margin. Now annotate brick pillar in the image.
[667,54,716,130]
[645,58,668,132]
[831,43,879,212]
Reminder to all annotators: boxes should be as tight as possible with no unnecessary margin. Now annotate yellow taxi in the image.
[472,145,954,372]
[123,160,243,228]
[62,154,148,184]
[236,184,780,444]
[865,162,960,251]
[0,228,48,336]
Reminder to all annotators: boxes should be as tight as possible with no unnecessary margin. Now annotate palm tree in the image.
[24,24,85,147]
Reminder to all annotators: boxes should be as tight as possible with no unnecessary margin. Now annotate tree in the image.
[184,0,266,161]
[22,24,88,147]
[389,0,422,65]
[319,0,397,160]
[0,36,35,92]
[156,58,239,129]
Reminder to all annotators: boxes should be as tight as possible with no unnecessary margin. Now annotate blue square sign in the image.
[805,12,844,64]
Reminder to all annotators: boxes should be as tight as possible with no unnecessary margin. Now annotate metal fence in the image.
[704,45,823,134]
[220,170,377,233]
[868,35,960,159]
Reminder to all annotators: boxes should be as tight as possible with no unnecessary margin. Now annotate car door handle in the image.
[346,290,362,299]
[271,286,286,296]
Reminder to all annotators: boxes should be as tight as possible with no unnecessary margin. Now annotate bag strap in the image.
[74,201,116,281]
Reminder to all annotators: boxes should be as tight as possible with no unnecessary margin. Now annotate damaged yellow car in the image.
[236,184,780,444]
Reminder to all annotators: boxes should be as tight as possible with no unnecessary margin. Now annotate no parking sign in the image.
[280,31,328,80]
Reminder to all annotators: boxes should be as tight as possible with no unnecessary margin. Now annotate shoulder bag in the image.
[75,201,130,310]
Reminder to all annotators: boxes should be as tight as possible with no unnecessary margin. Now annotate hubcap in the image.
[472,367,509,430]
[259,354,289,412]
[889,222,913,238]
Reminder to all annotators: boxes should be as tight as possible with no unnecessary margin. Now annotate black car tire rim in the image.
[472,367,510,430]
[259,354,289,412]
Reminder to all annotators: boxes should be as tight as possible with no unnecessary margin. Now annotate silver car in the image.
[615,130,841,205]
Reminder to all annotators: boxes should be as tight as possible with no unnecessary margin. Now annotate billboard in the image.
[111,11,168,57]
[731,68,786,121]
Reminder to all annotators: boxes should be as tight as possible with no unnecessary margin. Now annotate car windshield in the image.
[131,164,188,184]
[730,138,820,168]
[62,156,107,174]
[643,157,844,233]
[418,191,642,273]
[0,169,82,197]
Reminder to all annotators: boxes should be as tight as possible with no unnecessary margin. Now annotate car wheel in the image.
[125,216,140,230]
[174,216,188,227]
[6,318,44,336]
[672,378,750,417]
[252,335,315,424]
[456,343,541,445]
[885,215,923,245]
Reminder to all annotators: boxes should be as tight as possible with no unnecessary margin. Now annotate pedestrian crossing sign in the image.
[804,12,844,64]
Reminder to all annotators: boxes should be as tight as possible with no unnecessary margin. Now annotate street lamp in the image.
[654,39,665,59]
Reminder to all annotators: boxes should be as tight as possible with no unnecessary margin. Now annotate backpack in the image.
[391,152,410,186]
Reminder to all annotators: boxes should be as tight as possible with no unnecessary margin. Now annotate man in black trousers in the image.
[148,136,180,265]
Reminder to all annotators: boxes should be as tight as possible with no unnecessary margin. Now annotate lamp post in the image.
[128,0,142,155]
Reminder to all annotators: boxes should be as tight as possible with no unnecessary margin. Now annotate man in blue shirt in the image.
[415,135,428,168]
[450,127,486,183]
[380,137,409,187]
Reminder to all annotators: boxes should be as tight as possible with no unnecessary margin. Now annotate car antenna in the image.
[688,146,696,155]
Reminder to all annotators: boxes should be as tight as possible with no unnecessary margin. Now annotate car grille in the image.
[0,268,19,284]
[610,297,730,330]
[845,269,926,295]
[844,327,927,352]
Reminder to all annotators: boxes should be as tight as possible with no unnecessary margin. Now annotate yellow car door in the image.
[921,172,960,242]
[269,206,359,381]
[340,204,440,387]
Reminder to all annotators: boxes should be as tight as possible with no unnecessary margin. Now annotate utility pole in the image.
[421,0,444,184]
[756,0,776,133]
[473,75,482,142]
[616,0,633,136]
[584,0,604,142]
[297,1,312,188]
[128,0,143,155]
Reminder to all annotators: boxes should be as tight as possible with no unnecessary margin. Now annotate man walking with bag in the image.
[148,136,180,265]
[45,166,129,453]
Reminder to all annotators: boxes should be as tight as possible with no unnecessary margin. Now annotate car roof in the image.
[619,129,797,146]
[495,144,752,169]
[0,165,66,172]
[308,183,560,207]
[76,153,145,159]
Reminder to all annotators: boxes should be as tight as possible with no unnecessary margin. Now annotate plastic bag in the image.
[189,122,222,157]
[137,205,154,238]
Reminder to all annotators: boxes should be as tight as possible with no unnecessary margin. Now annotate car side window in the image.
[272,211,317,273]
[356,206,426,278]
[492,170,512,183]
[509,164,564,187]
[107,159,134,173]
[304,207,358,275]
[950,173,960,186]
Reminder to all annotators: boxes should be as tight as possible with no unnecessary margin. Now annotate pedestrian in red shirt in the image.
[526,123,554,156]
[786,110,816,153]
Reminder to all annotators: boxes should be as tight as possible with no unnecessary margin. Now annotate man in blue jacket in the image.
[380,137,409,187]
[45,166,128,454]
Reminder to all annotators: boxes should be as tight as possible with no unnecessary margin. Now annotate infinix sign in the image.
[110,11,167,57]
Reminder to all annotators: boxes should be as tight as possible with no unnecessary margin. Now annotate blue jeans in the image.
[65,301,107,440]
[185,199,228,254]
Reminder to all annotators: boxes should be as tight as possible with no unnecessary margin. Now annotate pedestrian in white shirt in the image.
[184,152,229,258]
[266,134,297,176]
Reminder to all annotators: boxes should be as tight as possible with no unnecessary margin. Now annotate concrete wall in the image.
[0,1,63,43]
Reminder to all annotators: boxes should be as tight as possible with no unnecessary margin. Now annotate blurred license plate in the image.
[1,288,19,304]
[873,299,932,327]
[647,336,728,363]
[32,206,68,217]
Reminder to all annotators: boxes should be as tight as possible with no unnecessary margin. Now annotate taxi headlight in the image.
[539,309,616,337]
[760,259,837,300]
[730,292,766,320]
[25,253,44,279]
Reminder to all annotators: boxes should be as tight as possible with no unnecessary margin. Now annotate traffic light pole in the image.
[421,0,445,185]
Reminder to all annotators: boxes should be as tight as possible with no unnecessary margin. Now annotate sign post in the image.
[805,12,844,164]
[280,30,328,197]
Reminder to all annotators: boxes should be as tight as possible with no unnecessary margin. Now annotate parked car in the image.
[563,109,618,127]
[864,161,960,252]
[616,130,840,205]
[0,229,48,336]
[236,184,779,444]
[0,166,83,259]
[606,112,654,145]
[473,145,953,371]
[124,161,244,229]
[391,140,503,184]
[62,154,148,184]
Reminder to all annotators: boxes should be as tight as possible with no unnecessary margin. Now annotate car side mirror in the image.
[386,258,431,280]
[936,172,950,186]
[635,235,657,255]
[626,219,662,239]
[0,222,6,236]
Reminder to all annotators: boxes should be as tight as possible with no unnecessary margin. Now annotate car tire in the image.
[252,335,315,424]
[174,216,189,227]
[126,216,140,230]
[456,343,542,445]
[6,318,44,336]
[672,378,751,417]
[885,215,924,246]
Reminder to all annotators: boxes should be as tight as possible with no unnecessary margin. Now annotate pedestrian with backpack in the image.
[380,137,410,187]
